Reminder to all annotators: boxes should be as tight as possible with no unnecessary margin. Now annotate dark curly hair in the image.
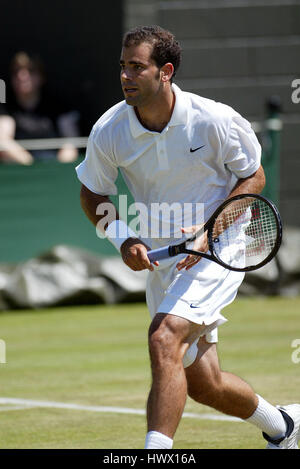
[122,25,182,79]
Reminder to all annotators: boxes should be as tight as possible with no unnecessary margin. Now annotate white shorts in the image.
[146,255,244,368]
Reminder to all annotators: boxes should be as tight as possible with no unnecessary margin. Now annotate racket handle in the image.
[148,246,171,262]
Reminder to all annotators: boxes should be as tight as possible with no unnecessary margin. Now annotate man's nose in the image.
[121,68,132,81]
[16,69,31,81]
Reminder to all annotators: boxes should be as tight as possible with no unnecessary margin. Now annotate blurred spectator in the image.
[0,52,81,164]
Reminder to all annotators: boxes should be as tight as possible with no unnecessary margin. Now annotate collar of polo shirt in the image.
[127,83,188,138]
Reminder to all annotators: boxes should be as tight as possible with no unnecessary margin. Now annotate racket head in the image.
[206,193,282,272]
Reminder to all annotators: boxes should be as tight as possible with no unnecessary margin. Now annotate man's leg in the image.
[185,337,258,418]
[185,337,287,441]
[145,313,206,448]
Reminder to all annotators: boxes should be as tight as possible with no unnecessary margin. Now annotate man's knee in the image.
[148,314,188,367]
[187,377,222,407]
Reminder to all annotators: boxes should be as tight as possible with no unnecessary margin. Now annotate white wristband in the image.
[105,220,138,252]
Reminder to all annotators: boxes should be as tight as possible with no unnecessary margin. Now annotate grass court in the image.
[0,296,299,449]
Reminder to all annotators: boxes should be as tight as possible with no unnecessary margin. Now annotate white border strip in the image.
[0,137,89,151]
[0,397,242,422]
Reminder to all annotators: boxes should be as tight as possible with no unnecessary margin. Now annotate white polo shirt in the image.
[76,84,261,249]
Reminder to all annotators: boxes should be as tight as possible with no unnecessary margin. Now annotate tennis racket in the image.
[147,194,282,272]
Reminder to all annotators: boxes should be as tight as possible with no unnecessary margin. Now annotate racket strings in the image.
[212,198,278,268]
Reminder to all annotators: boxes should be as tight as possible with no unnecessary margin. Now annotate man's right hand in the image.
[120,238,159,272]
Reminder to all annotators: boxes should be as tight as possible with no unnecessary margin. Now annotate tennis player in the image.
[76,26,300,449]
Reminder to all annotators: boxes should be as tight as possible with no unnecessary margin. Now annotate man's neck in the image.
[16,92,40,110]
[135,87,175,133]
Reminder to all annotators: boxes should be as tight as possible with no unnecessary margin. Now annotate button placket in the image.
[156,134,169,170]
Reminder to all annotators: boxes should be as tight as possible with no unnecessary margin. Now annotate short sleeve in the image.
[75,127,118,196]
[223,114,261,178]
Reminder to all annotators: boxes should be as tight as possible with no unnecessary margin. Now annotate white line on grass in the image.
[0,397,243,422]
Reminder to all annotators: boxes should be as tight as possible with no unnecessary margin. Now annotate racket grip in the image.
[148,246,171,262]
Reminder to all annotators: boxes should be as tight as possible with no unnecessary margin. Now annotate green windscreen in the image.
[0,160,134,263]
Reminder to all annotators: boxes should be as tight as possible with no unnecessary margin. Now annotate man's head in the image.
[122,25,182,80]
[10,52,45,98]
[120,25,182,107]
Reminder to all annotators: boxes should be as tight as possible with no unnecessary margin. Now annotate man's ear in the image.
[160,62,174,82]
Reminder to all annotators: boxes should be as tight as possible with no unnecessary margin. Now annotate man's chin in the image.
[124,96,138,106]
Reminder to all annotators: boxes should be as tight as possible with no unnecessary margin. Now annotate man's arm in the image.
[80,184,115,229]
[227,164,266,199]
[80,184,156,271]
[0,115,33,165]
[57,112,80,163]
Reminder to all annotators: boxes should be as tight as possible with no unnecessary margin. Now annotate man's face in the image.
[11,66,42,97]
[120,42,163,107]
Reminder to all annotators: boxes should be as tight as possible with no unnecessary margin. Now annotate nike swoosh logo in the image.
[190,145,205,153]
[190,303,201,308]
